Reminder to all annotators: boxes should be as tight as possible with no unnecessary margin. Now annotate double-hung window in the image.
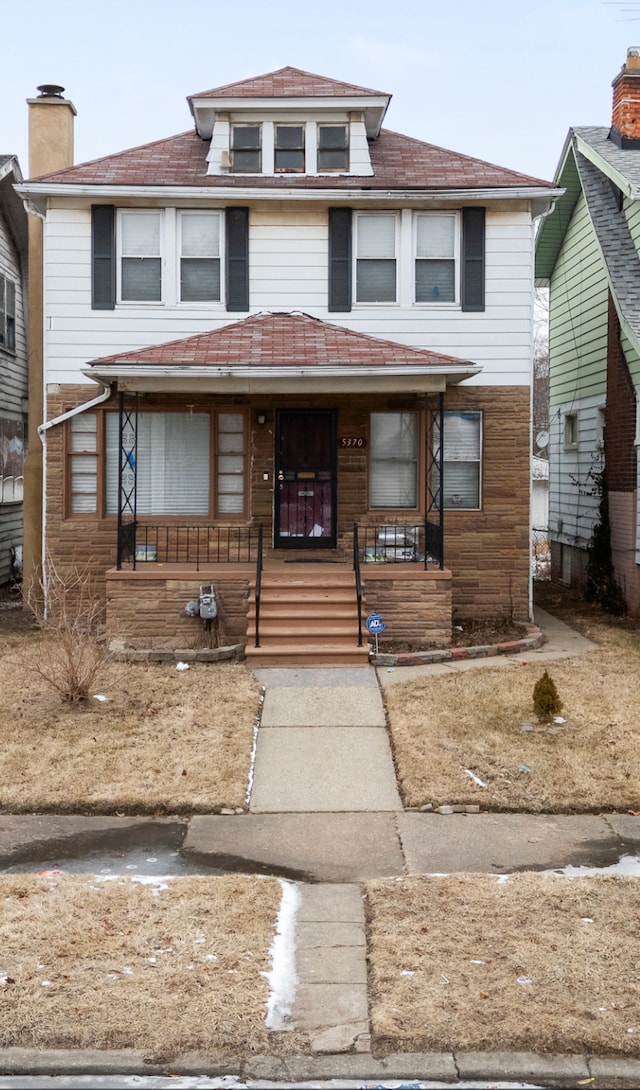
[435,411,482,509]
[0,273,16,351]
[119,211,161,302]
[231,125,261,173]
[415,213,457,303]
[275,125,305,172]
[318,125,348,171]
[369,412,418,509]
[356,214,397,303]
[179,211,221,302]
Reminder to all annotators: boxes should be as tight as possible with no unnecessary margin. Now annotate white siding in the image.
[548,394,604,551]
[43,201,535,389]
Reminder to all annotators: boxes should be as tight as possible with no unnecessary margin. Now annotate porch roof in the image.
[84,311,482,395]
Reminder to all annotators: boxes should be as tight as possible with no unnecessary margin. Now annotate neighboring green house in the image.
[536,48,640,616]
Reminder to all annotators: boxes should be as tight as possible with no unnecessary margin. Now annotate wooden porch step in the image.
[245,642,370,668]
[246,563,368,668]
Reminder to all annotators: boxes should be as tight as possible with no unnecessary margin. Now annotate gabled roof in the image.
[84,311,481,395]
[0,155,27,258]
[535,127,640,347]
[189,66,388,100]
[25,126,552,192]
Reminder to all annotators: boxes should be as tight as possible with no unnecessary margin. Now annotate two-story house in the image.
[0,155,27,587]
[536,49,640,617]
[18,68,557,663]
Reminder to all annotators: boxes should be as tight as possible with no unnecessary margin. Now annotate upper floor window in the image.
[318,125,348,171]
[0,274,16,352]
[356,214,397,303]
[119,211,161,302]
[179,211,221,302]
[275,125,305,173]
[415,213,457,303]
[231,125,261,173]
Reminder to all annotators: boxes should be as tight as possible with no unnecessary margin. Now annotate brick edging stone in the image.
[371,622,544,667]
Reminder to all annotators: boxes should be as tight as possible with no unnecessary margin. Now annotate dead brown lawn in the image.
[366,872,640,1056]
[384,625,640,811]
[0,872,309,1057]
[0,628,260,813]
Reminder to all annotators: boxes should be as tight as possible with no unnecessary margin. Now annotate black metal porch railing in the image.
[353,523,363,647]
[117,524,262,570]
[254,524,264,648]
[358,519,443,570]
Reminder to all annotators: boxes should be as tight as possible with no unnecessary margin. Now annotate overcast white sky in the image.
[2,0,639,182]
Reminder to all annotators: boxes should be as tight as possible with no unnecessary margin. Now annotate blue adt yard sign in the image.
[366,612,386,654]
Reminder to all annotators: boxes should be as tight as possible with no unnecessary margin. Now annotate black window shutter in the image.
[226,207,249,312]
[328,207,352,312]
[461,207,485,312]
[91,205,115,310]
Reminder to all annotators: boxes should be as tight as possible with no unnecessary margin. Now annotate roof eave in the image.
[188,93,391,139]
[83,362,482,395]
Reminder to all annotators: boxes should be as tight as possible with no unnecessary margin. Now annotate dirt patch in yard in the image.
[366,872,640,1057]
[0,872,309,1058]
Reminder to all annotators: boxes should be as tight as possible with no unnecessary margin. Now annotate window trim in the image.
[563,412,578,451]
[66,407,250,521]
[367,409,423,512]
[354,212,398,305]
[230,123,262,174]
[414,211,460,306]
[117,209,163,304]
[0,272,16,353]
[274,123,305,173]
[438,410,483,512]
[177,210,223,305]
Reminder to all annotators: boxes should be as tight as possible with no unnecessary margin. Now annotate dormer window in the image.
[231,125,261,173]
[275,125,305,172]
[318,125,348,171]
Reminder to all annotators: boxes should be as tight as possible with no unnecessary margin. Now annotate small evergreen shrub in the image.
[532,670,563,721]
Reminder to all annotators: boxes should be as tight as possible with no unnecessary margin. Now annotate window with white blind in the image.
[68,414,98,514]
[105,412,210,515]
[356,214,397,302]
[369,412,418,509]
[415,213,457,303]
[119,211,162,301]
[179,212,221,302]
[434,411,482,509]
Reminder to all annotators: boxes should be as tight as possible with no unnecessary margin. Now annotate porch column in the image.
[116,391,138,569]
[426,393,444,569]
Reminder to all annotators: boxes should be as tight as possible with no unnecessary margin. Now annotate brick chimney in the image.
[611,48,640,148]
[22,84,76,603]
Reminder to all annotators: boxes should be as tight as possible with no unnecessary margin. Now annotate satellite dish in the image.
[536,430,549,449]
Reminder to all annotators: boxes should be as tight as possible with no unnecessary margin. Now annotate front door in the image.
[275,409,337,548]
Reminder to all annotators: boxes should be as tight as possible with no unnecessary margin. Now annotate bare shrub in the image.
[24,561,109,705]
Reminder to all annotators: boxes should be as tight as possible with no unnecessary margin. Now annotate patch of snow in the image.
[464,769,487,788]
[264,878,301,1030]
[93,694,108,702]
[176,662,190,671]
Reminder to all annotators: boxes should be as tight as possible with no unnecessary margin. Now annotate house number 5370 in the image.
[339,437,366,448]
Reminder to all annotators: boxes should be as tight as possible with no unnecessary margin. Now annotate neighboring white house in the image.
[17,69,558,660]
[0,155,27,586]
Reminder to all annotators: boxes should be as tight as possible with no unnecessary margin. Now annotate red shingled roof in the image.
[189,66,388,99]
[30,127,551,189]
[86,312,475,370]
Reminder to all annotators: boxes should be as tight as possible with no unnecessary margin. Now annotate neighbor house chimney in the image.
[611,48,640,148]
[22,85,76,604]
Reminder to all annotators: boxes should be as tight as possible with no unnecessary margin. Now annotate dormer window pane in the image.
[275,125,305,172]
[231,126,261,173]
[318,125,348,171]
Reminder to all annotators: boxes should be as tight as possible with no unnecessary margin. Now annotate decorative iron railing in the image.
[254,524,264,648]
[358,520,443,570]
[117,524,262,570]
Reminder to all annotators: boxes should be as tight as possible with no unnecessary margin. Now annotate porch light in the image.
[257,411,267,425]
